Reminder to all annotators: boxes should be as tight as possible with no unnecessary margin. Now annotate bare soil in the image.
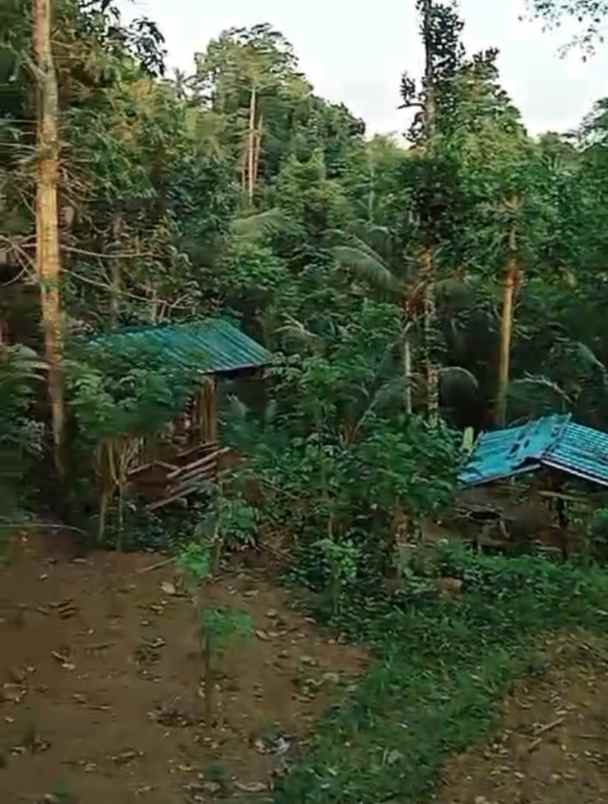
[437,633,608,804]
[0,532,366,804]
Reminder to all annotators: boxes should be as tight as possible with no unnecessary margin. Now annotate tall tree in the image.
[195,25,310,204]
[400,0,465,421]
[34,0,66,477]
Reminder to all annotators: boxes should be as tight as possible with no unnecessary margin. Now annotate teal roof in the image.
[459,415,570,486]
[86,319,272,376]
[543,421,608,487]
[460,415,608,488]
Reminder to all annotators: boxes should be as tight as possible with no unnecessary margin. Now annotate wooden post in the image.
[200,377,218,444]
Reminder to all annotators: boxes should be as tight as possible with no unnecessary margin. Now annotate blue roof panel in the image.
[544,422,608,487]
[458,415,570,486]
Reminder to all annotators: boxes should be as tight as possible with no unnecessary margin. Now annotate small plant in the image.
[195,490,259,573]
[315,537,360,616]
[589,508,608,559]
[43,782,79,804]
[177,541,252,723]
[203,761,232,795]
[199,607,253,723]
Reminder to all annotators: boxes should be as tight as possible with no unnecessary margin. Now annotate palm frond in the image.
[439,366,480,395]
[509,375,573,405]
[331,246,401,294]
[568,341,607,376]
[232,208,285,241]
[0,345,47,391]
[276,315,323,351]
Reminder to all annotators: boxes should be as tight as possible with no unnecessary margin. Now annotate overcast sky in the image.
[119,0,608,138]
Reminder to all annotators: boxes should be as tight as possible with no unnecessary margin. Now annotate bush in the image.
[589,508,608,559]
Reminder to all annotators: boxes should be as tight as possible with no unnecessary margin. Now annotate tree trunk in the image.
[110,262,121,328]
[496,202,521,427]
[421,0,440,424]
[496,254,519,427]
[110,215,122,328]
[247,84,257,203]
[400,311,413,415]
[422,0,436,141]
[422,248,440,423]
[34,0,65,478]
[252,111,263,195]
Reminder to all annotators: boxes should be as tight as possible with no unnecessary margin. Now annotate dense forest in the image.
[3,1,608,801]
[3,0,608,531]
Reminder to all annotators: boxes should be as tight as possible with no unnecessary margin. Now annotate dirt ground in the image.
[437,633,608,804]
[0,532,367,804]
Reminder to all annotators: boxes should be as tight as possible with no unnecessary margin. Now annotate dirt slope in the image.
[0,533,366,804]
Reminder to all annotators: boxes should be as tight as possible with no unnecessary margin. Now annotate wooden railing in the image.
[127,442,229,511]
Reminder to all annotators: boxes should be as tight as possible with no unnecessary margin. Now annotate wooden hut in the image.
[86,319,272,511]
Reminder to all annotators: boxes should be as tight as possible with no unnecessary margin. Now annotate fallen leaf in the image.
[234,781,267,793]
[161,581,176,596]
[256,630,270,641]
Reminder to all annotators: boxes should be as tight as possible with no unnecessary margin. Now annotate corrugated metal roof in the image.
[86,319,272,376]
[458,415,571,486]
[543,421,608,488]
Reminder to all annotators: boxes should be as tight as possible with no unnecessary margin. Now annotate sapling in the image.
[177,542,252,723]
[315,537,359,616]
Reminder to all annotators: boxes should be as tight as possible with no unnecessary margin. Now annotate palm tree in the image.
[331,220,480,419]
[331,222,417,414]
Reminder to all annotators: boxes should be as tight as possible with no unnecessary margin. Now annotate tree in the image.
[400,0,466,421]
[195,25,309,204]
[528,0,608,51]
[34,0,66,477]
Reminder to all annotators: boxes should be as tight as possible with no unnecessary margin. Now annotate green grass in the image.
[274,544,608,803]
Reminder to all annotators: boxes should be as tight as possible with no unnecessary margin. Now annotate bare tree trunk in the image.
[109,215,122,328]
[400,310,413,415]
[34,0,65,478]
[247,84,257,203]
[422,248,440,423]
[496,220,520,427]
[422,0,436,141]
[403,336,413,415]
[421,0,440,424]
[252,111,263,195]
[110,262,121,328]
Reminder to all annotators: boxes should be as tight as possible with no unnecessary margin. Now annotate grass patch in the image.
[274,543,608,803]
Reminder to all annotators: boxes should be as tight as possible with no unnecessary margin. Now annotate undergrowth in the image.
[274,542,608,803]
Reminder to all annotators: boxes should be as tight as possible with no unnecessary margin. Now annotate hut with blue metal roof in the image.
[81,319,273,512]
[456,414,608,556]
[458,414,608,489]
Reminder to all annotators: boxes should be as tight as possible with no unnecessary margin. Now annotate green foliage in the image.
[0,346,46,521]
[275,546,608,803]
[66,341,200,441]
[177,541,212,587]
[528,0,608,51]
[314,538,360,615]
[200,607,253,651]
[217,495,259,549]
[589,508,608,558]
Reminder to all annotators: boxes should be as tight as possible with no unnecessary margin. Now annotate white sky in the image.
[119,0,608,137]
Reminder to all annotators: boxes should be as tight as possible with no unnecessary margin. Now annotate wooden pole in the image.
[496,214,519,427]
[34,0,66,478]
[201,377,218,444]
